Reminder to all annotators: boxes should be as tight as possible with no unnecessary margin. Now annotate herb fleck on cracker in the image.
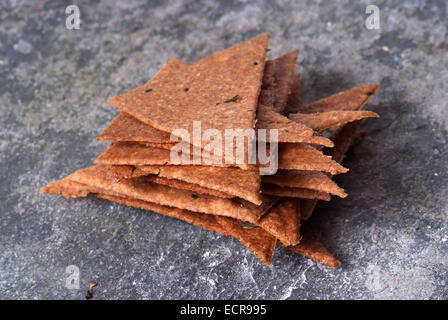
[223,95,241,104]
[240,222,259,229]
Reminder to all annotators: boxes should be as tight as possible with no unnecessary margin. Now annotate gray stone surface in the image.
[0,0,447,300]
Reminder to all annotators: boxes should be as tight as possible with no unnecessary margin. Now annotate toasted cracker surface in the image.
[133,164,262,205]
[259,198,300,246]
[95,142,257,170]
[41,179,92,199]
[144,175,233,198]
[256,105,333,146]
[97,112,172,143]
[97,58,188,143]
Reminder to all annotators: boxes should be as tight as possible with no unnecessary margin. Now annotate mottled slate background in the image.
[0,0,447,300]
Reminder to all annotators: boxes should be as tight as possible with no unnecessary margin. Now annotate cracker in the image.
[299,122,370,221]
[284,73,301,114]
[297,85,379,220]
[258,198,300,246]
[106,165,136,181]
[256,105,333,146]
[98,103,331,147]
[142,141,261,171]
[261,184,331,201]
[282,227,340,268]
[278,143,348,174]
[95,142,257,170]
[95,141,343,173]
[42,166,275,224]
[98,49,308,148]
[134,165,262,205]
[107,34,269,141]
[262,170,347,198]
[297,84,379,114]
[41,179,92,199]
[144,175,233,198]
[43,172,278,265]
[98,52,322,149]
[289,110,378,132]
[102,165,161,180]
[95,194,276,265]
[94,142,230,167]
[259,50,299,113]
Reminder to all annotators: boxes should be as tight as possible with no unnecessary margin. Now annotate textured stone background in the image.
[0,0,447,300]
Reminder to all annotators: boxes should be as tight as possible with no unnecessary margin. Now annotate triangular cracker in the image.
[94,142,253,169]
[95,142,345,174]
[289,110,378,132]
[132,165,262,205]
[259,50,299,113]
[262,170,347,198]
[107,34,269,139]
[256,105,334,146]
[261,184,331,201]
[296,84,379,114]
[99,91,331,147]
[258,198,300,246]
[283,227,340,268]
[278,143,348,174]
[144,175,233,198]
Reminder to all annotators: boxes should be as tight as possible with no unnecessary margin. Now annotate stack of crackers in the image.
[41,34,379,267]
